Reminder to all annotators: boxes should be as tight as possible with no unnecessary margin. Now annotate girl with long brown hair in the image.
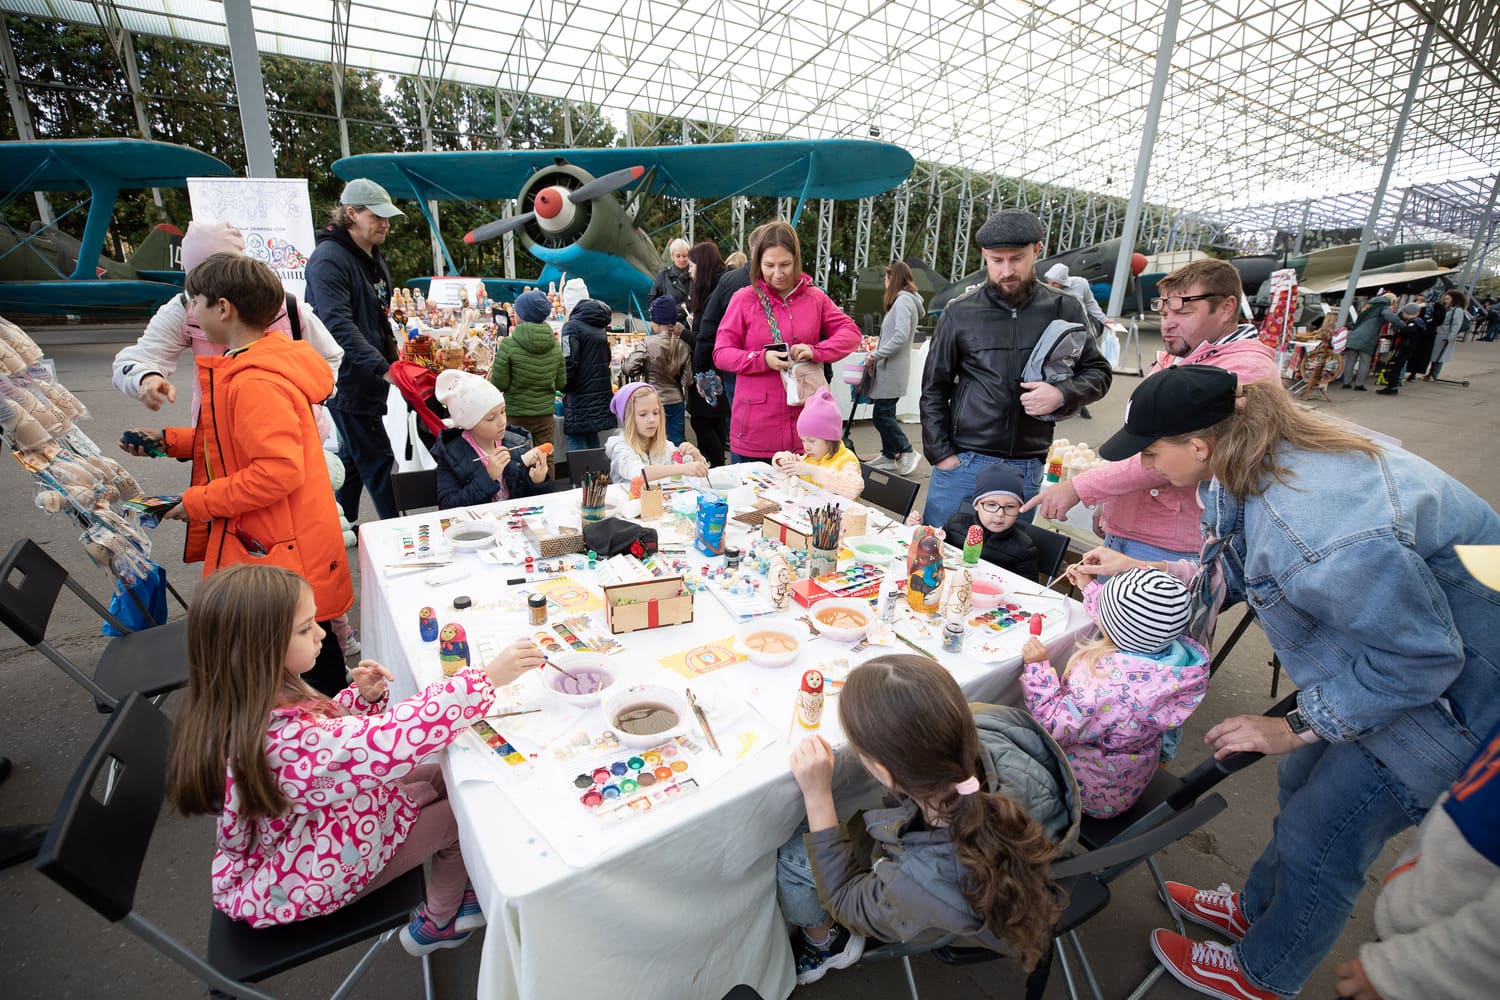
[775,654,1079,984]
[167,564,544,955]
[866,260,923,473]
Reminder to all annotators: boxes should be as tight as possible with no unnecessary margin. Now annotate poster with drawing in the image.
[187,177,315,298]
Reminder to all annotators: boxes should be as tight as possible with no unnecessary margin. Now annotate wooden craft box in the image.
[732,497,780,527]
[761,512,812,550]
[522,521,585,558]
[603,576,695,634]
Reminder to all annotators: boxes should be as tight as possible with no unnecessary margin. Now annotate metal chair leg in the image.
[1064,930,1105,1000]
[422,952,436,1000]
[1123,963,1167,1000]
[1056,936,1082,1000]
[900,954,920,1000]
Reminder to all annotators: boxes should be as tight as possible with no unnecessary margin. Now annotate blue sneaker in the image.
[792,924,865,985]
[399,905,472,957]
[454,887,486,933]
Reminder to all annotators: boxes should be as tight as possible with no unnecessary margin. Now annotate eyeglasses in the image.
[976,500,1021,515]
[1152,293,1222,313]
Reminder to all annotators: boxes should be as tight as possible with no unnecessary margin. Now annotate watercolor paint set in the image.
[567,735,706,825]
[470,719,533,774]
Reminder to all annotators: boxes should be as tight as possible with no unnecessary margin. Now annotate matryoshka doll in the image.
[795,669,825,729]
[905,525,945,613]
[438,623,470,675]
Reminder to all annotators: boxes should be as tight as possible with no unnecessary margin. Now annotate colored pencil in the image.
[894,631,938,660]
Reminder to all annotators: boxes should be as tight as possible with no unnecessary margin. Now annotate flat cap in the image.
[975,208,1044,248]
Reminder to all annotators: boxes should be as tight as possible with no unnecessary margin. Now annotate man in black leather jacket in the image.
[919,209,1112,526]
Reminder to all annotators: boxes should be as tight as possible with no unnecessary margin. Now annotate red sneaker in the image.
[1165,881,1249,941]
[1150,930,1278,1000]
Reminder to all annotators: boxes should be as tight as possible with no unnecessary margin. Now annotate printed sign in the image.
[187,177,315,298]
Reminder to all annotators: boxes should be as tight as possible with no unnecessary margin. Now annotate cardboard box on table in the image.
[761,512,812,550]
[603,576,695,634]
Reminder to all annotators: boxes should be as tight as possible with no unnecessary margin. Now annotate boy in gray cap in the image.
[917,208,1112,527]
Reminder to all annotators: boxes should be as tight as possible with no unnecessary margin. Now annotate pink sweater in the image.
[712,274,861,458]
[1070,328,1279,554]
[211,669,495,927]
[1022,581,1209,818]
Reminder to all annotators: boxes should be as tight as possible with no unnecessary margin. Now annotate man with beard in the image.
[918,209,1111,527]
[306,178,403,524]
[1022,258,1279,565]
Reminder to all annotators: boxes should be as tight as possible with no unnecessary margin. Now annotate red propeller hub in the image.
[534,187,566,220]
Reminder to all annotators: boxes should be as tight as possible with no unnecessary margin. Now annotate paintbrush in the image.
[544,657,582,682]
[893,630,939,660]
[472,442,532,463]
[487,708,544,720]
[686,688,721,755]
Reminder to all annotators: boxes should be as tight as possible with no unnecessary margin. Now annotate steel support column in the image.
[852,196,872,301]
[1335,16,1440,326]
[921,168,943,271]
[1290,200,1313,254]
[1106,0,1181,319]
[330,0,352,158]
[91,0,165,215]
[1460,172,1500,294]
[223,0,275,178]
[732,195,747,252]
[815,199,833,290]
[889,183,911,262]
[949,170,973,283]
[0,14,52,222]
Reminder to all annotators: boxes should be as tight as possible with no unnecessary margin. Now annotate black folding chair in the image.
[861,794,1230,1000]
[0,539,186,713]
[859,463,921,520]
[1015,520,1070,586]
[391,469,439,516]
[35,693,438,1000]
[565,447,610,485]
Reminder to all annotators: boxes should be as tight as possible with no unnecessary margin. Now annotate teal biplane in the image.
[0,139,234,316]
[332,140,915,311]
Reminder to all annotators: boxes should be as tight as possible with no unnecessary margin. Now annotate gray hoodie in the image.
[804,703,1081,951]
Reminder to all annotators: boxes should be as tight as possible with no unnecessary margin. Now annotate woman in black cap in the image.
[1074,365,1500,1000]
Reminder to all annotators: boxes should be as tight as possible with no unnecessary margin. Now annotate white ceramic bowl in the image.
[601,684,690,748]
[736,621,806,667]
[808,598,874,643]
[444,520,498,551]
[841,535,903,567]
[543,653,618,708]
[969,576,1007,610]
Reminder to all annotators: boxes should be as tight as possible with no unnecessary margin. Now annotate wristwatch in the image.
[1284,701,1318,742]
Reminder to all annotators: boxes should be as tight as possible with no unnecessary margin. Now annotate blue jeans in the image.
[776,823,829,928]
[870,398,910,459]
[1234,740,1424,996]
[329,408,397,522]
[1103,533,1198,568]
[565,432,600,452]
[922,453,1043,528]
[664,401,685,445]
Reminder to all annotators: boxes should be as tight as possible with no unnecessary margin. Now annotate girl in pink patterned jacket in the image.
[167,563,543,956]
[1019,566,1209,818]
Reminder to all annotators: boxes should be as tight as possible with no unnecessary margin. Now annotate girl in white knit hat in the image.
[429,370,551,510]
[1019,565,1209,818]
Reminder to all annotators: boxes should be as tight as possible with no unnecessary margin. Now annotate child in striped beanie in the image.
[1019,566,1210,818]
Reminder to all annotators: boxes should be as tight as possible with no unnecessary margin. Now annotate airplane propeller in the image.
[464,164,645,244]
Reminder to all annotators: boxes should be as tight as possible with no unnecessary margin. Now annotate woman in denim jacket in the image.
[1078,365,1500,1000]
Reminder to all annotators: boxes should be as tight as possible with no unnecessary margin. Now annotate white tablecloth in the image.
[359,486,1091,1000]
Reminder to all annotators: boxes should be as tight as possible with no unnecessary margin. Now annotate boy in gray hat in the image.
[917,208,1112,527]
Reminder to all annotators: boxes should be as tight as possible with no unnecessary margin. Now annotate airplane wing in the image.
[1300,260,1457,296]
[332,140,915,204]
[0,139,232,191]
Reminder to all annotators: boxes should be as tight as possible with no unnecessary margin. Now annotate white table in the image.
[359,486,1092,1000]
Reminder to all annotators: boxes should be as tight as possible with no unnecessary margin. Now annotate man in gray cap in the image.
[306,178,405,523]
[917,208,1112,527]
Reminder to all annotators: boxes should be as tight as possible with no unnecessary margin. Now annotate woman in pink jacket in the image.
[167,564,544,956]
[713,221,861,461]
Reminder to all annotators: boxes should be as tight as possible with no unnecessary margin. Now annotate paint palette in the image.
[968,604,1038,633]
[470,719,533,773]
[812,562,885,595]
[391,520,454,566]
[568,736,703,825]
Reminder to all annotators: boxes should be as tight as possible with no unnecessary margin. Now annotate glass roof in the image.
[8,0,1500,230]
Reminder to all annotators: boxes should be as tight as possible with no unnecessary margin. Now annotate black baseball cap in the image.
[1098,365,1239,461]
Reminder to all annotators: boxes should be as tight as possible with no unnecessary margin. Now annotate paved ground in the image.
[2,321,1496,999]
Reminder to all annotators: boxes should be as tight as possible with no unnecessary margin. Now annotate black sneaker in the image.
[1377,386,1399,395]
[792,924,866,985]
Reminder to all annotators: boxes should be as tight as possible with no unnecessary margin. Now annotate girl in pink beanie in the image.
[773,386,864,499]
